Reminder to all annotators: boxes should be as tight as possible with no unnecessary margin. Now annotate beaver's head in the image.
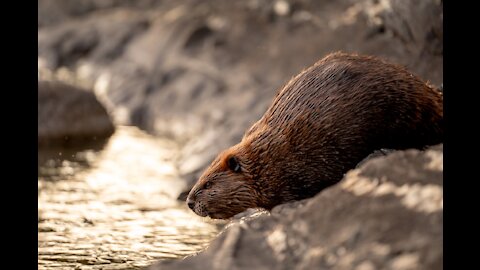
[186,141,269,219]
[185,120,318,219]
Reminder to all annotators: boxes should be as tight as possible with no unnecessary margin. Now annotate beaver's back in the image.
[245,52,443,194]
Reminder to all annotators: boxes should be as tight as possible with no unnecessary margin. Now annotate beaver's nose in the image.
[186,197,195,210]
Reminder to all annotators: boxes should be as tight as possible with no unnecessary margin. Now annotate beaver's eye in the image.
[227,156,241,173]
[204,181,212,189]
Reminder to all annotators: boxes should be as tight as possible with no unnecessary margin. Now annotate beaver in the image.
[186,52,443,219]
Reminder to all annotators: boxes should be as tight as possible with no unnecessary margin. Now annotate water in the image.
[38,126,225,270]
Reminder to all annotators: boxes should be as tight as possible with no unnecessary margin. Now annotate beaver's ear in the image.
[226,156,241,173]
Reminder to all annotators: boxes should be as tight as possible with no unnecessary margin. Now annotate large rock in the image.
[38,80,115,146]
[146,145,443,270]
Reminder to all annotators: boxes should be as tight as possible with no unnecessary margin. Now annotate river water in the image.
[38,126,224,269]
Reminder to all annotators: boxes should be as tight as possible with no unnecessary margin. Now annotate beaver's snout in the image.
[186,196,195,210]
[186,188,209,217]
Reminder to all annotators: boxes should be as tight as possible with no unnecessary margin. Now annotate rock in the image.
[38,9,150,70]
[38,0,163,27]
[380,0,443,56]
[38,80,115,146]
[146,145,443,270]
[375,0,443,81]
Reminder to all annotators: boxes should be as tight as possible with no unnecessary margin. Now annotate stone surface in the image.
[146,145,443,270]
[38,80,115,146]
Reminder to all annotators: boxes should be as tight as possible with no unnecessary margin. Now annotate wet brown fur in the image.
[187,52,443,219]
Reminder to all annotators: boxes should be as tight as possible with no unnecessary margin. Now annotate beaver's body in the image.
[187,52,443,219]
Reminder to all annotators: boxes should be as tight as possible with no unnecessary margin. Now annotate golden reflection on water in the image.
[38,126,224,269]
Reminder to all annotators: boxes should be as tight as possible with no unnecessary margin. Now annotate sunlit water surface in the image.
[38,126,224,270]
